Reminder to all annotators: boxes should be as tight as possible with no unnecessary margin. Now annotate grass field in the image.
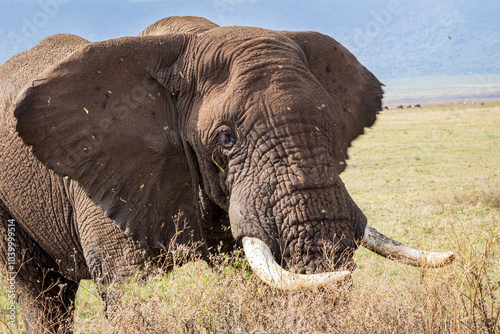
[1,103,499,333]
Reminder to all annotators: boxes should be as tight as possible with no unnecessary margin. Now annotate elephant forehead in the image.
[193,73,336,143]
[196,76,334,133]
[195,26,305,58]
[236,76,335,127]
[189,26,308,85]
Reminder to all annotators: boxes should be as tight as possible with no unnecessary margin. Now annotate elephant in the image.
[0,16,454,333]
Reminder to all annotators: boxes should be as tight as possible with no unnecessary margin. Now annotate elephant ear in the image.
[279,31,383,173]
[14,34,205,250]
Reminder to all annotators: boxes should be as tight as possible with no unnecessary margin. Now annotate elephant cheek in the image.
[228,189,279,254]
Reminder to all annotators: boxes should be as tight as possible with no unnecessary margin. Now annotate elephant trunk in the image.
[362,224,454,267]
[242,236,351,290]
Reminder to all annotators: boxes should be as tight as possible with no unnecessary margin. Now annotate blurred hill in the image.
[263,0,500,80]
[0,0,498,101]
[338,0,500,79]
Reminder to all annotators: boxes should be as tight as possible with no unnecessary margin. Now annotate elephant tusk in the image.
[362,225,454,268]
[242,236,351,290]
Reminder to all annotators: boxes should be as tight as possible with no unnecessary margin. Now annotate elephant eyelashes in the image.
[217,125,237,151]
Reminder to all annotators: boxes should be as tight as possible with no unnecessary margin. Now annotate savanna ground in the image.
[1,103,499,333]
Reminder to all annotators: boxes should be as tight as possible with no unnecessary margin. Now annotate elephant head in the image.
[14,17,453,290]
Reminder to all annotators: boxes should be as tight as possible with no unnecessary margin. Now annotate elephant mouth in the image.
[241,225,454,291]
[229,185,454,291]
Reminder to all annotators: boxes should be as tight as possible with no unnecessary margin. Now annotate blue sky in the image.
[1,0,499,101]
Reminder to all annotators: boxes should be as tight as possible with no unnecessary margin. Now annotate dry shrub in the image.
[73,206,499,334]
[0,269,76,334]
[1,206,498,334]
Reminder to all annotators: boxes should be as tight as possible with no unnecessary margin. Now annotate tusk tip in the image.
[242,236,351,290]
[364,225,455,268]
[334,270,352,281]
[428,251,455,267]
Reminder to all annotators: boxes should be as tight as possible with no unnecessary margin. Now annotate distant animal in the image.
[414,104,422,108]
[397,105,404,109]
[0,16,454,333]
[383,106,389,110]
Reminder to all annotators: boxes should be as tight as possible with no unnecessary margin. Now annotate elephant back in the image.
[0,34,89,129]
[138,16,219,36]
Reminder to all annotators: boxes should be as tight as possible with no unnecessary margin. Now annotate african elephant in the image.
[0,16,453,332]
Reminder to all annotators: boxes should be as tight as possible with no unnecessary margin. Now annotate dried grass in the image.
[66,209,497,334]
[0,104,499,333]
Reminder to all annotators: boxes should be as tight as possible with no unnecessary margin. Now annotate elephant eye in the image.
[218,125,237,150]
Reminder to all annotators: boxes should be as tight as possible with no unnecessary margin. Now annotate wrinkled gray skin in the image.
[0,35,159,333]
[0,16,382,332]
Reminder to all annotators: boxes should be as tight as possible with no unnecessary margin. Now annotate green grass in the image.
[2,103,499,333]
[344,105,499,245]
